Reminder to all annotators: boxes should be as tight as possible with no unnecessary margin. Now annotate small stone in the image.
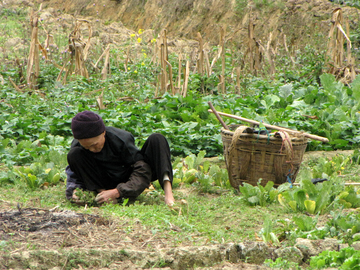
[274,246,303,264]
[351,241,360,251]
[239,241,273,264]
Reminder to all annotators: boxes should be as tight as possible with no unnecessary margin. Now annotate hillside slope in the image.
[31,0,359,48]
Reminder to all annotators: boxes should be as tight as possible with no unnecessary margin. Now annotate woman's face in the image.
[78,131,106,153]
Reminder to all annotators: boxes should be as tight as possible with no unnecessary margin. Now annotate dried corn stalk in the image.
[219,27,226,94]
[156,29,176,95]
[236,67,241,94]
[248,15,255,73]
[160,43,167,94]
[210,47,222,74]
[325,8,357,83]
[265,32,276,74]
[101,45,111,80]
[57,19,92,83]
[254,33,276,76]
[197,32,204,76]
[204,49,210,77]
[96,90,106,110]
[177,53,182,90]
[283,34,295,66]
[26,10,40,89]
[182,60,190,97]
[165,60,175,94]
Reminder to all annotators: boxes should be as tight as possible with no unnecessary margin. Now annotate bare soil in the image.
[4,0,360,56]
[0,203,271,269]
[30,0,360,48]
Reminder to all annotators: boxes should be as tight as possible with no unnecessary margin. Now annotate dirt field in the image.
[0,200,275,269]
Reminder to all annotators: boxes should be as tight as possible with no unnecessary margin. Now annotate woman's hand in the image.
[95,189,120,204]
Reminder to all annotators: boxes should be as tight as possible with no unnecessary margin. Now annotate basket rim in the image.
[221,127,308,143]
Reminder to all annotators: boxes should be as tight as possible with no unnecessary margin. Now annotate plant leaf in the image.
[288,201,297,211]
[304,200,316,214]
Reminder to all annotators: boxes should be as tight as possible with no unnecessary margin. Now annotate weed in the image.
[239,180,278,207]
[234,0,248,17]
[72,189,97,206]
[253,0,272,9]
[258,217,280,246]
[310,247,360,269]
[264,257,301,269]
[119,249,128,255]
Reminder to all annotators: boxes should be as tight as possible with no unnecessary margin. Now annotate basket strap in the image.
[227,126,252,186]
[276,131,293,160]
[276,130,295,175]
[228,126,252,157]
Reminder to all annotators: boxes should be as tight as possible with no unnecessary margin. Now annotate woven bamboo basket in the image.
[221,125,308,189]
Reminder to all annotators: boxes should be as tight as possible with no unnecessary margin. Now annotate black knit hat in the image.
[71,111,106,139]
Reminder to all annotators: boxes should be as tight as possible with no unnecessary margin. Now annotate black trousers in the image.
[140,133,173,188]
[67,133,173,197]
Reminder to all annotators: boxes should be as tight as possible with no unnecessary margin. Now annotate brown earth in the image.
[33,0,360,48]
[0,202,272,270]
[4,0,360,53]
[2,0,360,78]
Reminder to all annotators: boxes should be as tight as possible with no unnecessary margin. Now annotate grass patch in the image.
[0,181,310,246]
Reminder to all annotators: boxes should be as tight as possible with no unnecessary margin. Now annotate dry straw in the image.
[220,27,226,94]
[325,8,358,84]
[57,19,92,83]
[18,6,359,97]
[26,10,40,89]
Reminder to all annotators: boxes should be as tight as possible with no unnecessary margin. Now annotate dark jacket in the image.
[65,127,152,200]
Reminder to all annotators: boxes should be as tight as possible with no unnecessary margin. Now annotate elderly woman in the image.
[65,110,175,206]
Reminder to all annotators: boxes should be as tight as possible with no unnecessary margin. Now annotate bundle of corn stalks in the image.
[244,13,277,78]
[57,19,92,83]
[26,10,41,90]
[154,29,178,96]
[325,8,359,84]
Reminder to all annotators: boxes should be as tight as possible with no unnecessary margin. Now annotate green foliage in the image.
[288,210,360,245]
[310,247,360,269]
[2,6,360,158]
[239,180,278,206]
[172,151,230,192]
[3,59,360,158]
[235,0,248,16]
[72,189,98,206]
[326,210,360,244]
[352,149,360,164]
[277,179,344,214]
[293,215,318,232]
[12,163,64,190]
[253,0,272,9]
[264,257,301,269]
[331,0,360,9]
[258,217,280,246]
[310,155,351,179]
[337,186,360,209]
[2,9,360,269]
